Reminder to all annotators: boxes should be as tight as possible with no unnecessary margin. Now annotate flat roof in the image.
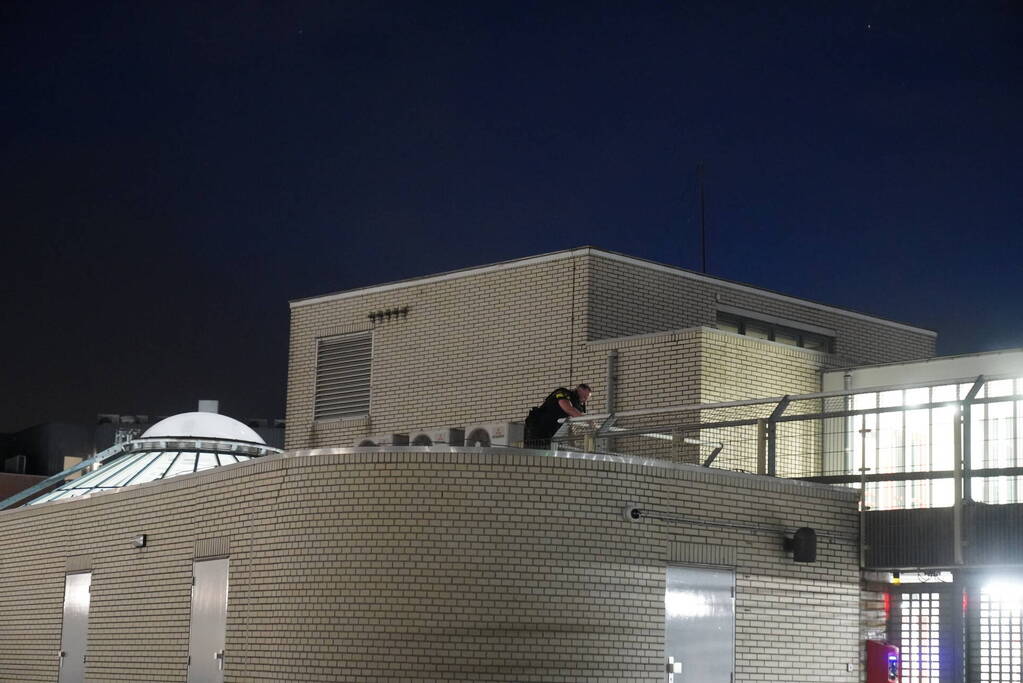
[290,246,936,337]
[824,346,1023,374]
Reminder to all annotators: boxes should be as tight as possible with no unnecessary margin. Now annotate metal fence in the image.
[553,373,1023,570]
[553,373,1023,512]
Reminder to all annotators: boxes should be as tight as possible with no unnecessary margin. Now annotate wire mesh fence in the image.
[552,373,1023,511]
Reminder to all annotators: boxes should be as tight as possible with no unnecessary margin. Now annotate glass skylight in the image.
[29,412,281,506]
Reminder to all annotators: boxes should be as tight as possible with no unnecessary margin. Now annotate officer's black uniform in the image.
[524,387,587,449]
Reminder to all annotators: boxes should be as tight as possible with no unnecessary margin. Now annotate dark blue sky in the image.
[2,1,1020,431]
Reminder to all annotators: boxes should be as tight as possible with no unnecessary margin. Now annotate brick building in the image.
[286,246,934,449]
[0,247,940,682]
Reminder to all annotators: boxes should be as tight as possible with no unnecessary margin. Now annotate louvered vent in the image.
[314,333,372,420]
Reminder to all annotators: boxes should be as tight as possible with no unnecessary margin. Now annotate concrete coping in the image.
[282,445,860,501]
[6,445,858,515]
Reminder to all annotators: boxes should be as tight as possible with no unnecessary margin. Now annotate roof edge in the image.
[290,246,937,337]
[823,346,1023,374]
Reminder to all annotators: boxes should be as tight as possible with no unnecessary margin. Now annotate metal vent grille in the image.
[901,591,941,683]
[314,333,372,420]
[979,587,1023,682]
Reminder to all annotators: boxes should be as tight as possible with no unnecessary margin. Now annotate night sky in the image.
[2,2,1021,432]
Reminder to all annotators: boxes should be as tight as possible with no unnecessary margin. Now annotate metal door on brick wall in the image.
[665,565,735,683]
[58,571,91,683]
[187,558,229,683]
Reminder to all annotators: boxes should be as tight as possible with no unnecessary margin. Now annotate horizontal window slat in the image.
[318,347,371,359]
[316,377,370,389]
[315,399,369,411]
[315,411,368,420]
[316,364,371,377]
[315,391,371,405]
[319,341,372,351]
[317,366,371,378]
[315,404,369,414]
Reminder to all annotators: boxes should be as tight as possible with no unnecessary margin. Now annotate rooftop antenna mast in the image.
[698,162,707,274]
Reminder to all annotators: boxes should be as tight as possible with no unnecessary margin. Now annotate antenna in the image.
[698,162,707,274]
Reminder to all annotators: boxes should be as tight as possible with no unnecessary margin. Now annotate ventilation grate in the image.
[314,333,372,420]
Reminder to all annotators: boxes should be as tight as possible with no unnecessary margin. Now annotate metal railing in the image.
[552,373,1023,569]
[554,373,1023,500]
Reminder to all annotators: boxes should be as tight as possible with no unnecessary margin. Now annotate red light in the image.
[884,592,891,619]
[962,591,968,613]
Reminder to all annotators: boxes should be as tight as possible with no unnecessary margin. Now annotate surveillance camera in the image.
[623,503,642,522]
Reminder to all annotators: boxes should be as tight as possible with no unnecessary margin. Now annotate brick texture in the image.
[0,449,860,682]
[286,249,935,451]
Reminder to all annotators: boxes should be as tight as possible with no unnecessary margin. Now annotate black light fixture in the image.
[783,527,817,563]
[132,534,147,549]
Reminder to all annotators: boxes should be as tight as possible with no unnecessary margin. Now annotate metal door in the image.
[891,584,964,683]
[58,571,91,683]
[665,565,735,683]
[187,559,229,683]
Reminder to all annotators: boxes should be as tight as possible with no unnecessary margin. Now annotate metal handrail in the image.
[565,371,1023,425]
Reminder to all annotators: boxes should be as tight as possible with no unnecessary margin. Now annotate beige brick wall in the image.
[0,449,861,682]
[585,254,936,366]
[286,248,935,450]
[286,256,590,449]
[698,329,824,403]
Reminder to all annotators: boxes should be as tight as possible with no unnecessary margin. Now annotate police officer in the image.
[524,383,591,449]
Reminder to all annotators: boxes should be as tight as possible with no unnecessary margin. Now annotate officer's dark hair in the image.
[576,383,591,391]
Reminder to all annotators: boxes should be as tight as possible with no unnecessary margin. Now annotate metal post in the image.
[603,350,618,453]
[860,425,871,568]
[766,396,790,477]
[946,574,967,683]
[961,376,985,503]
[953,409,964,566]
[595,415,617,454]
[756,419,768,475]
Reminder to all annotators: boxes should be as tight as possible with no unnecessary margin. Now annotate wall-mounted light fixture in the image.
[783,527,817,563]
[132,534,147,548]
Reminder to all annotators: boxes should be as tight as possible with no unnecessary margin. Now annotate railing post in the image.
[756,419,768,475]
[953,408,965,565]
[859,426,871,568]
[766,396,791,477]
[595,414,617,454]
[961,375,985,503]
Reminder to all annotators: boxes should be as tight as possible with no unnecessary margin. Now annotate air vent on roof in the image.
[463,423,524,448]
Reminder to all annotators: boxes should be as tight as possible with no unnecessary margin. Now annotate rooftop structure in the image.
[9,412,280,508]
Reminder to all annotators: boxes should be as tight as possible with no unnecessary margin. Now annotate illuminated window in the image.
[848,378,1023,510]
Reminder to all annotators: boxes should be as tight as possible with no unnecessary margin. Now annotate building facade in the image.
[0,446,860,683]
[286,247,936,450]
[0,247,945,682]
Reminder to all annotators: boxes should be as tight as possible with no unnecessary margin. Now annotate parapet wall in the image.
[0,448,859,682]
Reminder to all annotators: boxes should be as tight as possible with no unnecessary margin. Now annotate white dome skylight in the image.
[141,412,265,444]
[29,411,279,506]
